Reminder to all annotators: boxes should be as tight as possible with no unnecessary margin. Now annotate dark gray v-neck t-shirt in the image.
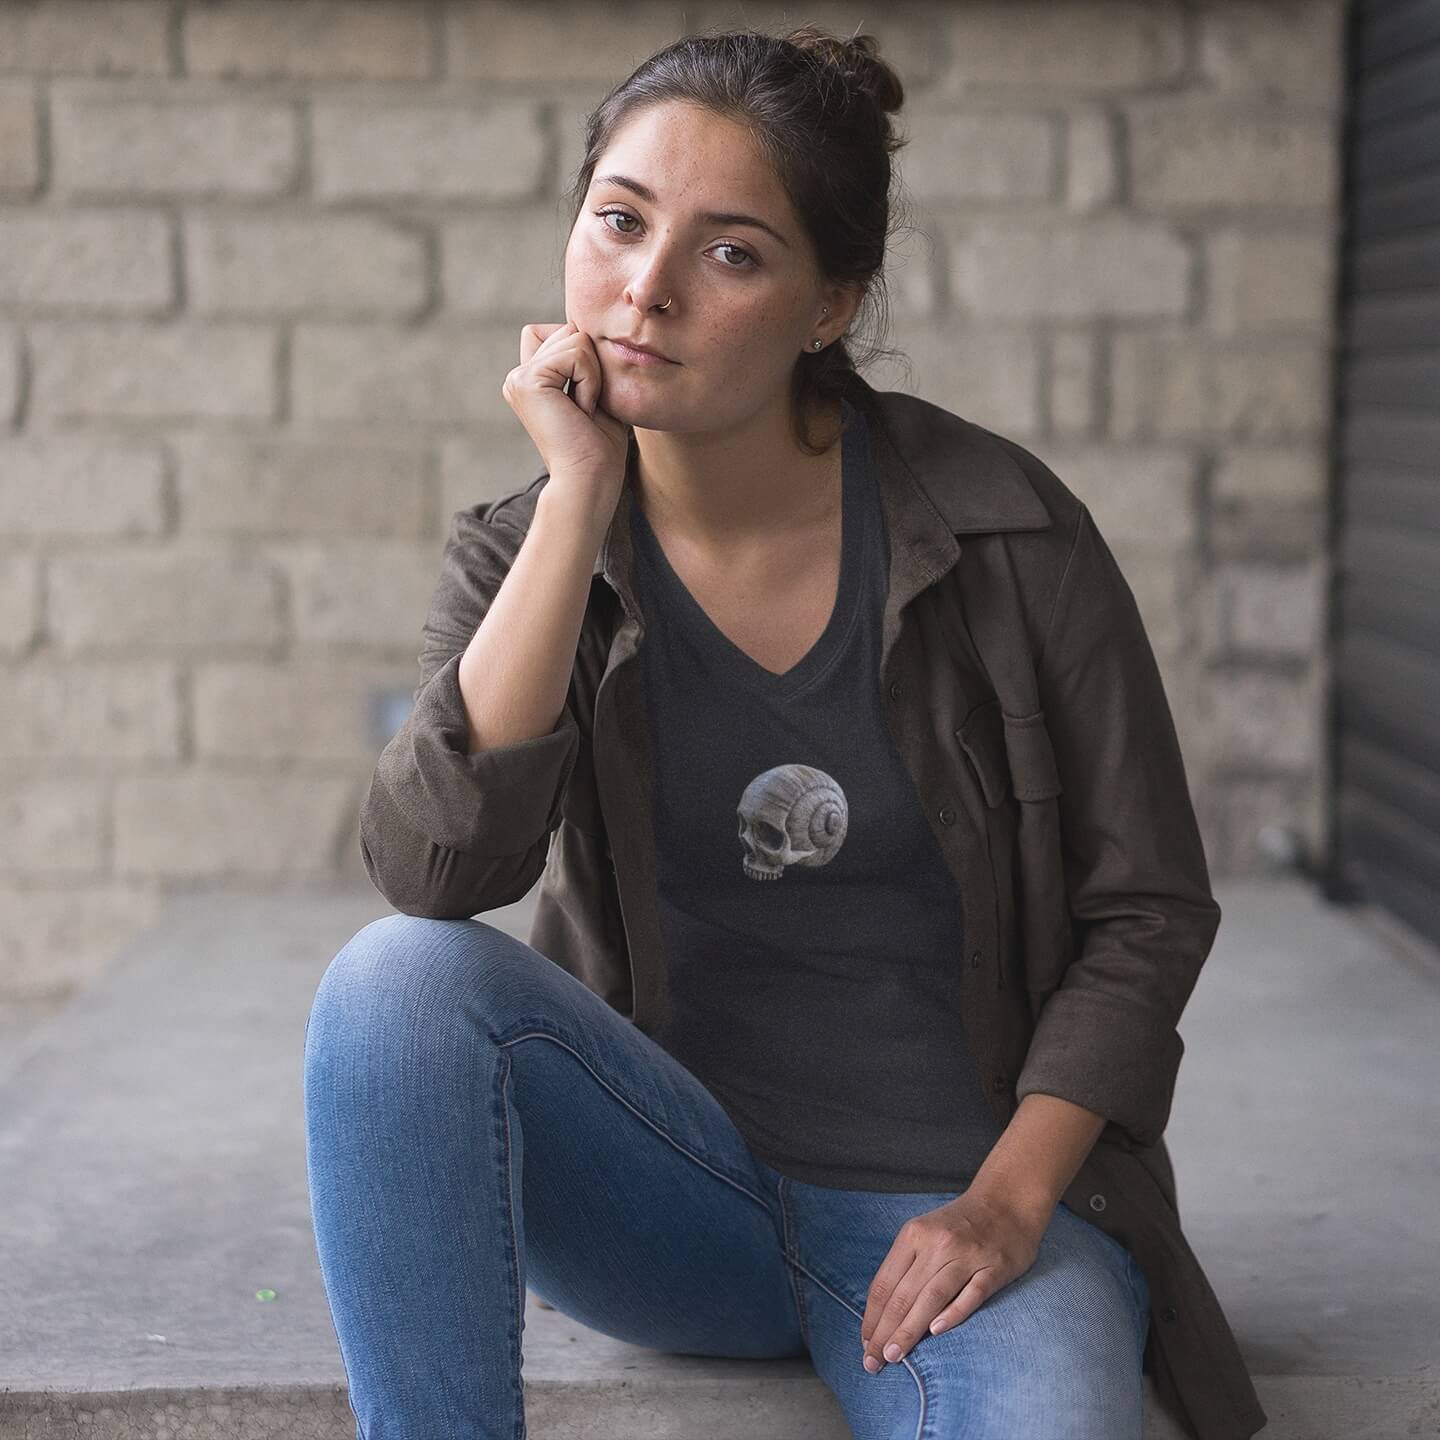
[628,395,1004,1192]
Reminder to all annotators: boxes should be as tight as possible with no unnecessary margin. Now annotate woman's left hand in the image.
[859,1189,1050,1372]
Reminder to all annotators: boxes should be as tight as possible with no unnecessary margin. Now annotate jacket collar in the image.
[590,372,1053,617]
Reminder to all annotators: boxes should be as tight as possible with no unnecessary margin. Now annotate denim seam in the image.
[776,1178,811,1351]
[495,1027,773,1213]
[305,1012,367,1436]
[1124,1253,1147,1311]
[1124,1254,1151,1359]
[1063,1209,1151,1380]
[787,1252,926,1440]
[329,1308,367,1439]
[497,1047,525,1439]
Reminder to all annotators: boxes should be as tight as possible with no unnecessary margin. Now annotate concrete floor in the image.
[0,875,1436,1438]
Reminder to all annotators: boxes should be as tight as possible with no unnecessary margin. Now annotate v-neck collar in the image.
[590,372,1053,644]
[627,395,870,699]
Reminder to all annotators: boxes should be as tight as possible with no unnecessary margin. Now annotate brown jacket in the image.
[359,372,1268,1440]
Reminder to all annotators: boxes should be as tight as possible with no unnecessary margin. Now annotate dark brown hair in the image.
[563,23,913,455]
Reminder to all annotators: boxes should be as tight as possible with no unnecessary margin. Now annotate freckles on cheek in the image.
[566,239,619,306]
[712,301,791,360]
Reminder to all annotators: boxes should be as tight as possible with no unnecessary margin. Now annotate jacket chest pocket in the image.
[955,697,1008,810]
[955,698,1063,808]
[999,710,1063,804]
[956,696,1059,812]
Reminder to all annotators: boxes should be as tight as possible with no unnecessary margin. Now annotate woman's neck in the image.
[630,394,845,554]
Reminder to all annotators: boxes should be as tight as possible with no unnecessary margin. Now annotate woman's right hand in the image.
[502,321,632,511]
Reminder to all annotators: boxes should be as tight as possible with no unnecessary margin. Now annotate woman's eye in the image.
[713,243,755,268]
[594,209,756,269]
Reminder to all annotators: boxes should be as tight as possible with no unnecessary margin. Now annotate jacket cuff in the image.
[375,650,580,855]
[1014,985,1184,1149]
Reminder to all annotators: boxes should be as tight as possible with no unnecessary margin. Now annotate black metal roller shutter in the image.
[1326,0,1440,943]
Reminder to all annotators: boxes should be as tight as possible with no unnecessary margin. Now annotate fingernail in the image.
[862,1354,880,1373]
[884,1343,902,1362]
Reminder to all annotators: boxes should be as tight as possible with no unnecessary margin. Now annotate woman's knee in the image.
[307,913,526,1044]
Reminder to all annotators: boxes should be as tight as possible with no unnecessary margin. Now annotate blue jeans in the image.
[303,914,1150,1439]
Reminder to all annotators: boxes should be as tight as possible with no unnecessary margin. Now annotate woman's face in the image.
[563,101,842,436]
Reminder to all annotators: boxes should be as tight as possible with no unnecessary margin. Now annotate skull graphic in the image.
[736,763,848,881]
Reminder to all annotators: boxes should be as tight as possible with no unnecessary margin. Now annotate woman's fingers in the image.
[519,320,573,367]
[567,343,602,414]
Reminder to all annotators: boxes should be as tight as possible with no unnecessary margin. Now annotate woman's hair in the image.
[563,23,914,455]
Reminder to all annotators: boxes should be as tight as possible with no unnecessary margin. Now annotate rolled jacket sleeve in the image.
[359,495,582,918]
[1013,502,1222,1150]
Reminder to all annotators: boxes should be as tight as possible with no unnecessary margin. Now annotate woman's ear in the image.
[824,280,865,339]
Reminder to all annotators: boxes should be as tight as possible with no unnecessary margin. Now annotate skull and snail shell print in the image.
[735,764,849,881]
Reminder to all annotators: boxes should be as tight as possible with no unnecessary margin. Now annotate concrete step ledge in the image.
[2,883,1437,1439]
[3,1373,1437,1440]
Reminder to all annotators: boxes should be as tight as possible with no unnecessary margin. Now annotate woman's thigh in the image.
[306,913,806,1361]
[769,1168,1150,1440]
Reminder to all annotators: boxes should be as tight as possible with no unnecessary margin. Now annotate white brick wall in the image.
[0,211,173,310]
[185,3,433,80]
[51,90,302,197]
[186,215,428,317]
[0,0,1346,1000]
[28,321,279,420]
[0,3,170,77]
[312,101,547,203]
[0,89,41,194]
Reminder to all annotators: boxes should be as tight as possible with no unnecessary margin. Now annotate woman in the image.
[304,25,1266,1440]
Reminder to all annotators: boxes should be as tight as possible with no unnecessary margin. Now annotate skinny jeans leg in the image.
[768,1165,1151,1439]
[302,913,805,1439]
[302,912,1149,1440]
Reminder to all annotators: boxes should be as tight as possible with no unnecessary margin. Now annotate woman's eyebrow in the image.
[593,173,792,249]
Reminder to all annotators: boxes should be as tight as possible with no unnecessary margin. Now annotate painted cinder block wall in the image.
[0,0,1345,1006]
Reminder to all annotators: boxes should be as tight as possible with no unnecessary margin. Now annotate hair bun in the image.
[787,25,905,116]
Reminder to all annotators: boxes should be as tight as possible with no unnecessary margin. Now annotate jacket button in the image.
[991,1075,1007,1093]
[970,948,981,969]
[889,680,903,701]
[1088,1193,1107,1212]
[938,804,956,825]
[1160,1306,1178,1323]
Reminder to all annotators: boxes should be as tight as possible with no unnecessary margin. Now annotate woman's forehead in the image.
[595,105,780,206]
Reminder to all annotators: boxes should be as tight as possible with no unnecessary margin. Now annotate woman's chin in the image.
[596,377,688,430]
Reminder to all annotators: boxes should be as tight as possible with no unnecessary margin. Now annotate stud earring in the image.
[810,304,830,350]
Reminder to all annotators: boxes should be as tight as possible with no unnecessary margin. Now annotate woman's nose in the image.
[625,278,672,313]
[624,257,679,313]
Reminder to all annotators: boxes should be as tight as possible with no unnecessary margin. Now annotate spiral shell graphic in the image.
[736,763,849,881]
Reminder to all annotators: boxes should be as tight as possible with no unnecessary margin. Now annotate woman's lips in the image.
[606,339,677,365]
